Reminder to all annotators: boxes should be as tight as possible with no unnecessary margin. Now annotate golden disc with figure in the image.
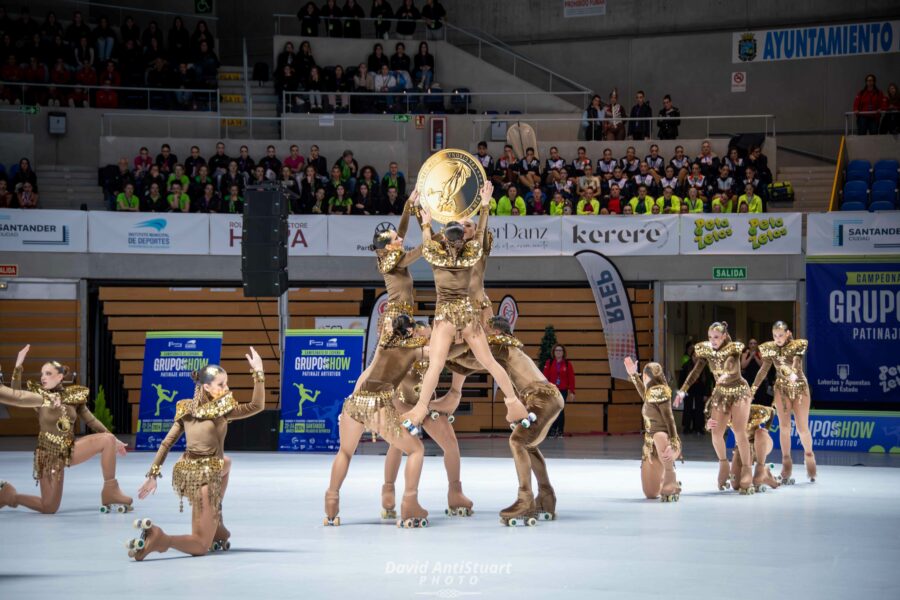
[415,149,487,224]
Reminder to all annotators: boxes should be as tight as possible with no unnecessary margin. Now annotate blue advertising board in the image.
[726,410,900,452]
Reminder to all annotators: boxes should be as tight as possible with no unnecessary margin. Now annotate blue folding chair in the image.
[871,180,898,206]
[873,159,899,184]
[845,159,871,183]
[841,180,868,210]
[869,200,896,211]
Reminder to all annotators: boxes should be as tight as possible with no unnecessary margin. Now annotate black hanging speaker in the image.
[242,185,289,297]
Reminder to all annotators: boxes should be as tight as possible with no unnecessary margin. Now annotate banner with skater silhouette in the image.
[279,329,364,452]
[135,331,223,451]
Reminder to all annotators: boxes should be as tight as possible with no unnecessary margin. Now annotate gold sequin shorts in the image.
[434,298,481,332]
[377,300,415,347]
[479,293,492,311]
[709,381,751,413]
[172,455,225,519]
[775,379,808,405]
[33,431,74,482]
[342,389,402,439]
[521,382,565,412]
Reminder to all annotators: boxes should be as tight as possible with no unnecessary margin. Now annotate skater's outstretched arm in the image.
[749,355,773,395]
[76,403,111,434]
[230,346,266,420]
[138,420,184,498]
[678,356,707,394]
[11,345,29,390]
[623,357,646,398]
[397,191,420,239]
[0,382,44,408]
[474,183,492,244]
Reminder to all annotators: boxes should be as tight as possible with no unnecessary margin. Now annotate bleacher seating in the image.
[839,159,899,211]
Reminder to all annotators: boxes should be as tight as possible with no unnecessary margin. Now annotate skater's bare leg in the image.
[166,485,217,556]
[14,474,64,514]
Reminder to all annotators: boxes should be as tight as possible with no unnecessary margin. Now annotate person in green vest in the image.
[224,185,244,214]
[738,183,764,213]
[682,187,705,213]
[710,198,724,213]
[658,186,682,214]
[629,184,660,214]
[328,184,352,215]
[116,183,140,212]
[166,163,190,194]
[166,182,190,213]
[491,185,527,216]
[548,191,567,216]
[576,186,600,215]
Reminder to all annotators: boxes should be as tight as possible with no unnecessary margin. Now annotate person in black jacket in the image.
[367,43,389,74]
[390,41,411,73]
[371,0,394,39]
[168,17,190,65]
[421,0,446,41]
[657,94,680,140]
[628,90,652,140]
[298,2,320,37]
[320,0,344,37]
[395,0,420,39]
[343,0,365,38]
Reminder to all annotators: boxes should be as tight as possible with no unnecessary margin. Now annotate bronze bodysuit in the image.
[752,339,809,405]
[629,374,681,463]
[467,214,492,311]
[376,201,423,345]
[147,380,264,517]
[10,366,109,481]
[680,341,750,412]
[423,208,488,331]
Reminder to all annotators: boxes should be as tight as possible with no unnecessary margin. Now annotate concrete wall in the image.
[0,134,34,171]
[846,135,900,163]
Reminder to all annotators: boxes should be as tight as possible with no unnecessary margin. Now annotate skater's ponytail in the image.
[45,360,70,376]
[391,314,415,338]
[443,221,465,243]
[487,316,512,335]
[642,362,667,388]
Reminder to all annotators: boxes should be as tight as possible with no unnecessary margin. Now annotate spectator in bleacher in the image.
[207,144,231,184]
[184,146,206,178]
[669,144,690,184]
[658,186,681,214]
[275,65,301,113]
[100,61,121,87]
[518,147,541,190]
[395,0,420,40]
[372,0,394,39]
[142,181,164,212]
[307,144,327,177]
[603,89,625,140]
[551,167,575,200]
[882,82,900,134]
[64,83,84,108]
[191,20,215,54]
[220,160,245,196]
[142,20,164,51]
[328,183,352,214]
[194,182,221,213]
[284,144,306,175]
[142,164,166,197]
[724,147,745,180]
[571,145,590,177]
[628,184,658,215]
[95,78,119,109]
[278,165,300,197]
[250,165,268,186]
[644,143,664,176]
[357,164,381,203]
[15,8,38,44]
[351,62,374,112]
[528,185,546,215]
[738,183,763,213]
[659,165,680,196]
[45,33,68,67]
[321,0,344,38]
[259,145,282,180]
[390,42,411,75]
[576,186,600,215]
[343,0,365,38]
[173,62,200,109]
[116,182,140,211]
[595,147,616,185]
[493,185,526,216]
[194,40,219,87]
[167,163,190,193]
[12,158,38,193]
[710,198,724,213]
[235,145,255,179]
[119,39,145,87]
[298,41,317,77]
[712,163,736,208]
[368,43,389,74]
[746,145,771,189]
[475,140,494,173]
[74,35,95,69]
[0,179,11,208]
[605,183,624,214]
[548,191,566,216]
[608,166,629,199]
[121,16,140,45]
[335,149,359,189]
[93,16,117,62]
[685,163,710,201]
[39,11,63,43]
[683,186,705,213]
[695,140,720,179]
[414,41,434,90]
[576,163,600,198]
[543,146,565,187]
[381,161,406,199]
[65,11,90,47]
[190,165,215,201]
[74,62,97,92]
[853,74,885,135]
[374,63,401,110]
[377,185,403,215]
[277,42,297,75]
[657,94,680,139]
[16,180,38,208]
[619,146,640,178]
[325,164,344,197]
[306,66,325,111]
[23,56,47,104]
[351,182,375,214]
[329,64,351,112]
[167,181,190,212]
[146,57,172,110]
[633,161,660,198]
[299,2,321,37]
[627,90,651,140]
[168,17,190,65]
[621,203,633,215]
[156,144,177,174]
[296,165,320,213]
[492,144,519,194]
[421,0,446,41]
[311,187,327,213]
[224,185,244,214]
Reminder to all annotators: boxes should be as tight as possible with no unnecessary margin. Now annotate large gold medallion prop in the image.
[416,149,487,224]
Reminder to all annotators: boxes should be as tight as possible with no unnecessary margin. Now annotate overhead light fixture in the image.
[721,283,738,292]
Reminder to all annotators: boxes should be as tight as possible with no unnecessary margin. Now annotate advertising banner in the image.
[209,214,328,255]
[732,21,900,63]
[726,411,900,452]
[88,212,209,254]
[807,212,900,256]
[806,262,900,402]
[279,329,364,452]
[0,208,88,252]
[488,216,562,256]
[135,331,223,451]
[679,213,802,254]
[561,215,679,256]
[327,215,423,256]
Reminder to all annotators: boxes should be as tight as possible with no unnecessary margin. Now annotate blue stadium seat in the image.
[871,180,898,206]
[869,200,896,211]
[842,180,869,207]
[873,159,899,184]
[846,159,871,183]
[841,201,867,211]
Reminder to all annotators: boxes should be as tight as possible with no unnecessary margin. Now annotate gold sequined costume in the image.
[628,374,681,464]
[680,341,751,412]
[751,339,809,408]
[376,200,423,346]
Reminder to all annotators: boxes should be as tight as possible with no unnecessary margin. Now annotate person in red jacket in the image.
[543,344,575,437]
[853,73,886,135]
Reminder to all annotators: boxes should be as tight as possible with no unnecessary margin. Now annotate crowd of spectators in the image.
[0,157,39,208]
[0,7,219,110]
[297,0,447,41]
[852,73,900,135]
[274,38,438,114]
[476,139,772,215]
[584,89,681,141]
[102,142,409,215]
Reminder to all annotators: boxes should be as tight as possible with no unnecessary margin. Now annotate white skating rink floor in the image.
[1,445,899,600]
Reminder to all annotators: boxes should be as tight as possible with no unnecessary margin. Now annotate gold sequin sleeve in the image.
[76,403,110,434]
[228,373,266,420]
[148,420,184,478]
[659,399,679,448]
[0,382,44,408]
[749,355,774,395]
[628,372,647,399]
[397,198,413,238]
[398,245,422,268]
[679,356,708,393]
[11,365,23,390]
[476,205,489,244]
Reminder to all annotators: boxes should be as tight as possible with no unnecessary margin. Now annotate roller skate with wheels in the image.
[509,412,537,431]
[499,490,538,527]
[429,409,455,424]
[534,485,557,520]
[323,490,341,526]
[659,466,680,502]
[126,518,171,561]
[381,483,397,520]
[805,452,817,482]
[780,455,796,485]
[397,491,428,528]
[752,462,780,492]
[445,480,473,517]
[402,419,421,437]
[738,465,755,495]
[210,520,231,552]
[717,459,732,491]
[100,478,133,514]
[0,480,18,509]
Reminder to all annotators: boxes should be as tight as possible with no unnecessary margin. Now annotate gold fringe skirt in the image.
[434,298,481,332]
[377,300,415,346]
[172,455,225,520]
[342,389,403,439]
[33,431,74,482]
[479,293,492,311]
[521,382,565,412]
[709,380,752,413]
[641,432,658,464]
[775,379,809,405]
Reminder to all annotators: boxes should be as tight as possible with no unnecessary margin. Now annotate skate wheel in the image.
[810,477,816,483]
[509,423,516,431]
[381,509,397,519]
[212,541,222,552]
[139,518,152,529]
[126,539,136,550]
[116,505,127,513]
[100,505,109,513]
[528,412,537,422]
[135,538,145,549]
[429,411,438,420]
[521,419,531,429]
[419,518,428,528]
[526,517,537,527]
[537,512,554,521]
[127,549,136,559]
[448,415,455,424]
[403,518,414,528]
[445,508,452,516]
[507,518,518,527]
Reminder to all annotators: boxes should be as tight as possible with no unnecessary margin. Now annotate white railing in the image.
[843,110,900,136]
[0,80,220,112]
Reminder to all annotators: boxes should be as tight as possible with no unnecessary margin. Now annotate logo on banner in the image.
[491,222,552,248]
[498,296,519,327]
[838,364,850,381]
[292,383,320,416]
[832,219,900,250]
[571,220,671,248]
[128,218,170,248]
[879,365,900,393]
[691,217,733,250]
[0,213,72,246]
[737,32,758,61]
[748,217,789,249]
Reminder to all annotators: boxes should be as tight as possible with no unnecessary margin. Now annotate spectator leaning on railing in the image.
[853,73,885,135]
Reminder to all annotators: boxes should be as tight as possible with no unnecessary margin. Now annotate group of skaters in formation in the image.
[0,184,817,560]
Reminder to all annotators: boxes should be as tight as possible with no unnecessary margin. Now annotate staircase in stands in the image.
[38,165,105,210]
[217,66,280,139]
[768,165,835,213]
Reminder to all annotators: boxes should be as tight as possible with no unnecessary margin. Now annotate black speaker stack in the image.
[241,184,290,297]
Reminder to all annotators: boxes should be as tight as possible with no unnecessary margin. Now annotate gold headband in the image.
[708,322,728,333]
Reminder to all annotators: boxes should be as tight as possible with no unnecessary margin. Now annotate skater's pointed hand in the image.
[137,478,157,500]
[15,344,30,368]
[408,189,419,206]
[245,346,264,373]
[115,438,128,456]
[480,182,494,206]
[673,391,683,409]
[623,356,638,375]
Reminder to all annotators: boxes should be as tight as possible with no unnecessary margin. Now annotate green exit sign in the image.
[713,267,747,280]
[393,114,411,123]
